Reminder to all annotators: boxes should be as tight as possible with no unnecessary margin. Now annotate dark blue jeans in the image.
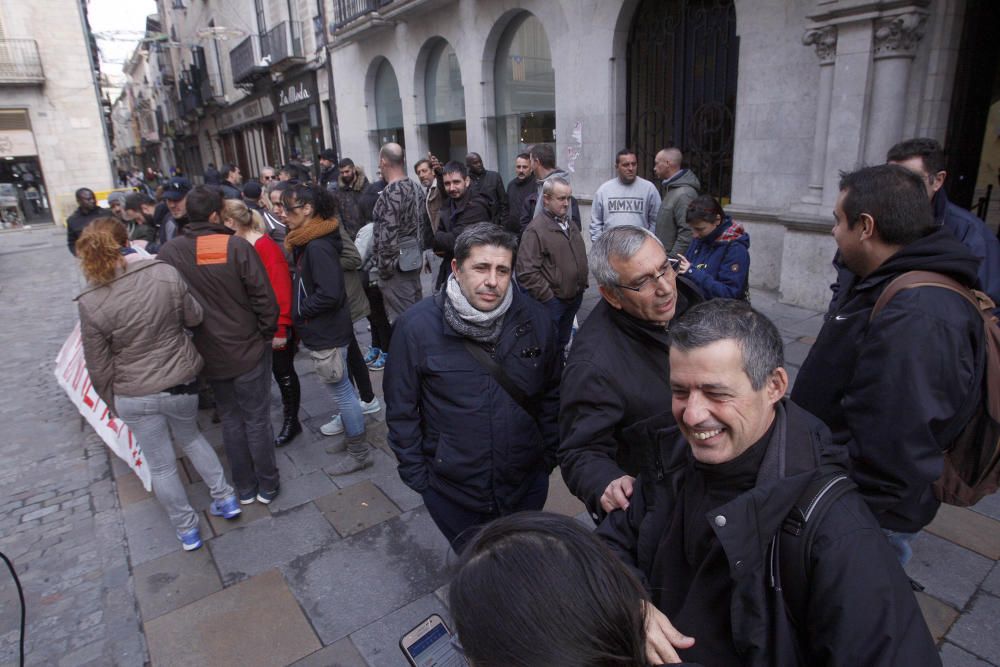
[545,293,584,351]
[422,471,549,554]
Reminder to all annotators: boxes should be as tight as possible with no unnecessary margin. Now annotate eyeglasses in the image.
[262,176,274,181]
[614,258,679,293]
[285,204,306,211]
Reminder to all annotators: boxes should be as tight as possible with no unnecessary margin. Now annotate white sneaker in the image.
[320,415,344,436]
[361,397,382,415]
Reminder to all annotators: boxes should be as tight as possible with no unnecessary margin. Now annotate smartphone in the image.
[399,614,468,667]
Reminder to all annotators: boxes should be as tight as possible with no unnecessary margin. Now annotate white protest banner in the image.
[54,323,152,491]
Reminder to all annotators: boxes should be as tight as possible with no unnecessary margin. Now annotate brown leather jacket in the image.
[516,210,589,302]
[76,259,204,407]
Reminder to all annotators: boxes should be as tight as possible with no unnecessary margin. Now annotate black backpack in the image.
[869,270,1000,506]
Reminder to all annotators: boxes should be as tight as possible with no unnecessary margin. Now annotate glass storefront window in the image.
[425,40,464,124]
[374,59,404,132]
[494,13,556,180]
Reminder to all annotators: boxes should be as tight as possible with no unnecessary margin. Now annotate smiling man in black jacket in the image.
[558,226,702,519]
[792,164,986,565]
[598,299,938,666]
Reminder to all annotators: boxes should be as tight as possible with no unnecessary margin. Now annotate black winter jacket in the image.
[290,222,355,351]
[558,278,703,516]
[66,206,110,255]
[505,176,534,234]
[469,169,508,227]
[792,228,985,532]
[384,289,561,513]
[598,400,940,667]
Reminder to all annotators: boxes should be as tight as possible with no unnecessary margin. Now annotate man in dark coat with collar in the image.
[432,161,492,289]
[558,225,702,519]
[384,223,561,551]
[466,152,507,228]
[66,188,108,255]
[598,299,938,666]
[793,164,986,564]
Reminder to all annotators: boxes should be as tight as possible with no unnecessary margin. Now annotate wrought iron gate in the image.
[627,0,738,199]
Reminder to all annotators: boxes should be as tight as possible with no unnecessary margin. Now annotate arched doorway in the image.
[423,38,467,162]
[627,0,738,199]
[373,59,405,148]
[494,13,555,182]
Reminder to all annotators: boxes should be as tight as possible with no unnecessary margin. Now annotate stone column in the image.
[863,12,927,165]
[801,26,837,205]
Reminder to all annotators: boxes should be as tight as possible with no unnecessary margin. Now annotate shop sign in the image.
[220,96,276,131]
[0,129,38,158]
[278,81,312,109]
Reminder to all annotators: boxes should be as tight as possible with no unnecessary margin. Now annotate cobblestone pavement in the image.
[1,226,998,665]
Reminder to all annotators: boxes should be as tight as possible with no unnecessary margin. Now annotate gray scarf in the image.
[443,273,513,343]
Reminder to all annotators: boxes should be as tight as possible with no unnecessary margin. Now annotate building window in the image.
[494,13,555,181]
[373,59,404,147]
[424,39,466,162]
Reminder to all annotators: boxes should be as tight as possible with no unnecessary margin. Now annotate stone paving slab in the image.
[543,467,587,517]
[940,642,996,666]
[121,497,212,566]
[209,502,340,586]
[945,592,1000,663]
[265,469,338,513]
[291,638,368,667]
[204,499,271,537]
[981,563,1000,597]
[281,507,451,645]
[917,591,961,643]
[315,480,402,537]
[350,593,453,667]
[133,547,223,622]
[144,569,321,667]
[926,505,1000,560]
[372,471,424,513]
[907,532,995,610]
[325,448,401,490]
[971,493,1000,523]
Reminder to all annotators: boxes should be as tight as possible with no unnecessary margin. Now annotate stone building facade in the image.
[328,0,998,310]
[0,0,114,225]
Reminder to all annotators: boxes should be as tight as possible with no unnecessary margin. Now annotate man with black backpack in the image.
[598,299,938,666]
[792,164,987,565]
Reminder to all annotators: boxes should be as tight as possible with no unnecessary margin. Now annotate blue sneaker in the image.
[238,489,257,505]
[369,352,387,371]
[179,527,202,551]
[364,347,382,365]
[256,484,280,505]
[210,495,242,520]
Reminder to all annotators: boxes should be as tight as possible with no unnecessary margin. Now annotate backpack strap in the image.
[869,270,988,322]
[774,472,856,639]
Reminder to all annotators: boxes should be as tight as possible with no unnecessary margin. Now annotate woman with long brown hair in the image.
[75,218,240,552]
[220,200,301,447]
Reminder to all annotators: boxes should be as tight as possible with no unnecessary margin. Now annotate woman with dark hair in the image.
[75,218,240,552]
[450,512,696,667]
[282,184,374,473]
[221,199,301,447]
[677,195,750,301]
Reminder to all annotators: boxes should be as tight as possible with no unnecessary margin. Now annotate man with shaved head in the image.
[466,152,507,227]
[653,147,700,255]
[372,142,425,330]
[66,188,108,255]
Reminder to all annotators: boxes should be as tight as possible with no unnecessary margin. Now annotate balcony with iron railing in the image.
[0,39,44,85]
[262,21,304,72]
[230,34,269,85]
[330,0,394,30]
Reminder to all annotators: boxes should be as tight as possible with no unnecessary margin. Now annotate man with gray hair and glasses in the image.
[558,225,702,520]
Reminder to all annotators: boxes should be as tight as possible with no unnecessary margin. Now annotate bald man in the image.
[653,148,700,255]
[466,152,507,227]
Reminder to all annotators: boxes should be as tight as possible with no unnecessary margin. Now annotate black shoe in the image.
[274,417,302,447]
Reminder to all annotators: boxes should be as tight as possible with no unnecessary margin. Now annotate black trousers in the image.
[346,332,375,403]
[363,281,393,351]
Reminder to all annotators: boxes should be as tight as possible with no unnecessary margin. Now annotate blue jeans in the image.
[883,529,918,566]
[324,347,366,438]
[210,350,278,497]
[115,391,234,535]
[545,293,583,351]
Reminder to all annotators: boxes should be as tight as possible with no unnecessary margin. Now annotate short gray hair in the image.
[454,223,518,266]
[542,176,570,196]
[668,299,784,391]
[589,226,663,292]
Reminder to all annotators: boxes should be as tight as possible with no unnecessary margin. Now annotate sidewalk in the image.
[0,227,996,666]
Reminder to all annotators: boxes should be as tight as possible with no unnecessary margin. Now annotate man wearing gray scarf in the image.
[384,223,562,551]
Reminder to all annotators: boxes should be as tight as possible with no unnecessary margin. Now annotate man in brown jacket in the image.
[516,176,588,351]
[157,186,281,505]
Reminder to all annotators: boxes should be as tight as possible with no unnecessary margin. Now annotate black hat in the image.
[242,181,263,200]
[319,149,337,162]
[162,177,191,201]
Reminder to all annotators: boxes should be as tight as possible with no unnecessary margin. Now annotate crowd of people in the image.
[67,134,1000,665]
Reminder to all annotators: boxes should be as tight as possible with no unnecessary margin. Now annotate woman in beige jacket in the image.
[75,218,240,552]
